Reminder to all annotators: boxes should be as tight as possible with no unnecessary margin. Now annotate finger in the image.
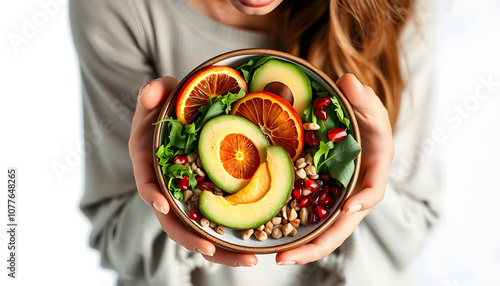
[336,73,386,117]
[154,209,216,257]
[202,247,258,267]
[138,76,179,110]
[276,211,367,265]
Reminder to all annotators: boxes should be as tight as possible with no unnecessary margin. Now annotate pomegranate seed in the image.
[328,128,347,142]
[298,197,310,208]
[318,193,334,207]
[313,97,332,108]
[178,176,189,191]
[173,154,188,165]
[189,209,201,220]
[196,175,205,184]
[309,212,319,224]
[305,179,320,192]
[316,179,324,188]
[319,173,331,182]
[330,186,342,198]
[304,131,319,146]
[308,193,321,206]
[292,188,303,200]
[320,185,330,194]
[200,181,215,191]
[315,206,330,218]
[314,107,328,120]
[294,179,305,189]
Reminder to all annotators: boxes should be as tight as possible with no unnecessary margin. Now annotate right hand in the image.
[128,76,258,267]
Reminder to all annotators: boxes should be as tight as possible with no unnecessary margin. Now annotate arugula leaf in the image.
[221,89,245,114]
[331,96,351,129]
[167,177,184,202]
[313,141,334,170]
[236,56,272,83]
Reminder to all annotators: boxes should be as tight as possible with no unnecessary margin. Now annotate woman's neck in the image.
[188,0,281,33]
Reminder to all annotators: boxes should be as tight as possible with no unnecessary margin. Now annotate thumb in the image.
[336,73,385,117]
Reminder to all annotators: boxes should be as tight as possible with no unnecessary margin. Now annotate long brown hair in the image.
[278,0,415,128]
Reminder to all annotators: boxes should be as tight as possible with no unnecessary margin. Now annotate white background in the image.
[0,0,499,285]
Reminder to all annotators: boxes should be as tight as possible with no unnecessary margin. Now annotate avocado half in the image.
[250,59,312,119]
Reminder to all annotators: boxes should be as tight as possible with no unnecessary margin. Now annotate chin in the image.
[229,0,283,15]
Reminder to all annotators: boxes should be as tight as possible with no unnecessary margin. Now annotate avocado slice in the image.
[250,59,312,119]
[199,146,294,230]
[198,115,269,194]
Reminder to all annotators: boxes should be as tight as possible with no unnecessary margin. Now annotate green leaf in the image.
[315,107,340,142]
[331,96,351,129]
[318,134,361,170]
[236,56,272,83]
[313,141,334,170]
[221,89,246,114]
[311,80,326,93]
[326,160,355,188]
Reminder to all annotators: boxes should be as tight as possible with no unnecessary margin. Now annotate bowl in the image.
[153,49,361,254]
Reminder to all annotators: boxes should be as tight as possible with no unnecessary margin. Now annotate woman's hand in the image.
[275,73,395,265]
[129,77,258,267]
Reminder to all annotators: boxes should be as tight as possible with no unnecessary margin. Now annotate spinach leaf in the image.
[318,134,361,170]
[326,160,355,188]
[313,141,334,171]
[236,56,272,83]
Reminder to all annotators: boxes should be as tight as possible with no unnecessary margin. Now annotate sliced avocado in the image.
[250,59,312,119]
[199,146,294,230]
[198,115,269,194]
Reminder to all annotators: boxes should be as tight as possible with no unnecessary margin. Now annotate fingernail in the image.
[196,248,214,257]
[152,201,167,214]
[237,262,256,267]
[277,261,296,266]
[347,204,362,214]
[350,74,364,90]
[138,83,150,99]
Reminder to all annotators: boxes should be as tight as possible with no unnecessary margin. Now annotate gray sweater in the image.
[69,0,444,285]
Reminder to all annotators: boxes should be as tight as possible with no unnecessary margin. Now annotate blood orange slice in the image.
[176,66,248,125]
[230,91,304,161]
[219,133,261,180]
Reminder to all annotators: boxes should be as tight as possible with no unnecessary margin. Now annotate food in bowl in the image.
[154,50,361,253]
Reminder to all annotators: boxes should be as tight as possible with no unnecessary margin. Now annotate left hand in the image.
[275,73,395,265]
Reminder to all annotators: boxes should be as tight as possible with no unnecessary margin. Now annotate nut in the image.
[241,229,254,240]
[209,221,217,228]
[282,223,294,237]
[290,218,301,228]
[272,226,283,239]
[187,152,198,163]
[289,227,298,237]
[254,230,268,241]
[290,199,300,211]
[305,164,317,177]
[295,168,307,179]
[302,188,312,197]
[183,190,193,203]
[303,122,320,131]
[190,162,198,172]
[305,153,313,165]
[187,202,196,211]
[281,205,289,220]
[193,189,202,197]
[271,217,282,225]
[213,185,222,193]
[196,156,203,169]
[195,168,205,177]
[295,158,307,169]
[215,225,225,235]
[255,224,265,231]
[200,217,210,228]
[286,208,298,221]
[299,207,310,226]
[310,174,319,180]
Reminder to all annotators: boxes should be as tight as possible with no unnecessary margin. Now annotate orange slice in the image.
[230,91,304,161]
[176,66,248,125]
[219,133,261,180]
[225,162,271,205]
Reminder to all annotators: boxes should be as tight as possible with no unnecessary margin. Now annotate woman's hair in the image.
[278,0,415,128]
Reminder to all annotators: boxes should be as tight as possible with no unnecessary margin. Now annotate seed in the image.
[294,179,305,188]
[310,174,319,180]
[330,186,342,198]
[295,158,307,169]
[290,218,300,228]
[308,192,321,206]
[272,226,283,239]
[289,227,298,237]
[290,199,300,211]
[189,209,201,220]
[286,208,298,221]
[215,225,225,235]
[328,128,348,142]
[319,173,331,182]
[314,106,328,120]
[255,224,265,231]
[187,152,198,163]
[187,202,195,211]
[295,168,307,179]
[178,176,189,191]
[318,193,334,207]
[254,230,267,241]
[292,188,302,200]
[173,154,188,165]
[200,181,214,191]
[309,212,319,224]
[303,122,320,131]
[193,188,202,197]
[190,162,198,172]
[282,223,294,237]
[196,156,203,169]
[305,164,317,177]
[299,207,310,226]
[195,168,205,177]
[242,229,254,240]
[200,217,210,227]
[302,188,312,197]
[315,205,330,218]
[209,221,217,228]
[305,153,313,165]
[281,205,289,220]
[264,226,272,235]
[313,97,332,108]
[304,131,319,146]
[183,190,193,203]
[305,179,320,192]
[298,196,310,208]
[271,217,282,225]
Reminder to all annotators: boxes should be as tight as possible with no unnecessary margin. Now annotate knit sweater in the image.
[69,0,444,285]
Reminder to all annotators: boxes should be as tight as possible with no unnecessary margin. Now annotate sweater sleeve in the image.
[70,0,201,284]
